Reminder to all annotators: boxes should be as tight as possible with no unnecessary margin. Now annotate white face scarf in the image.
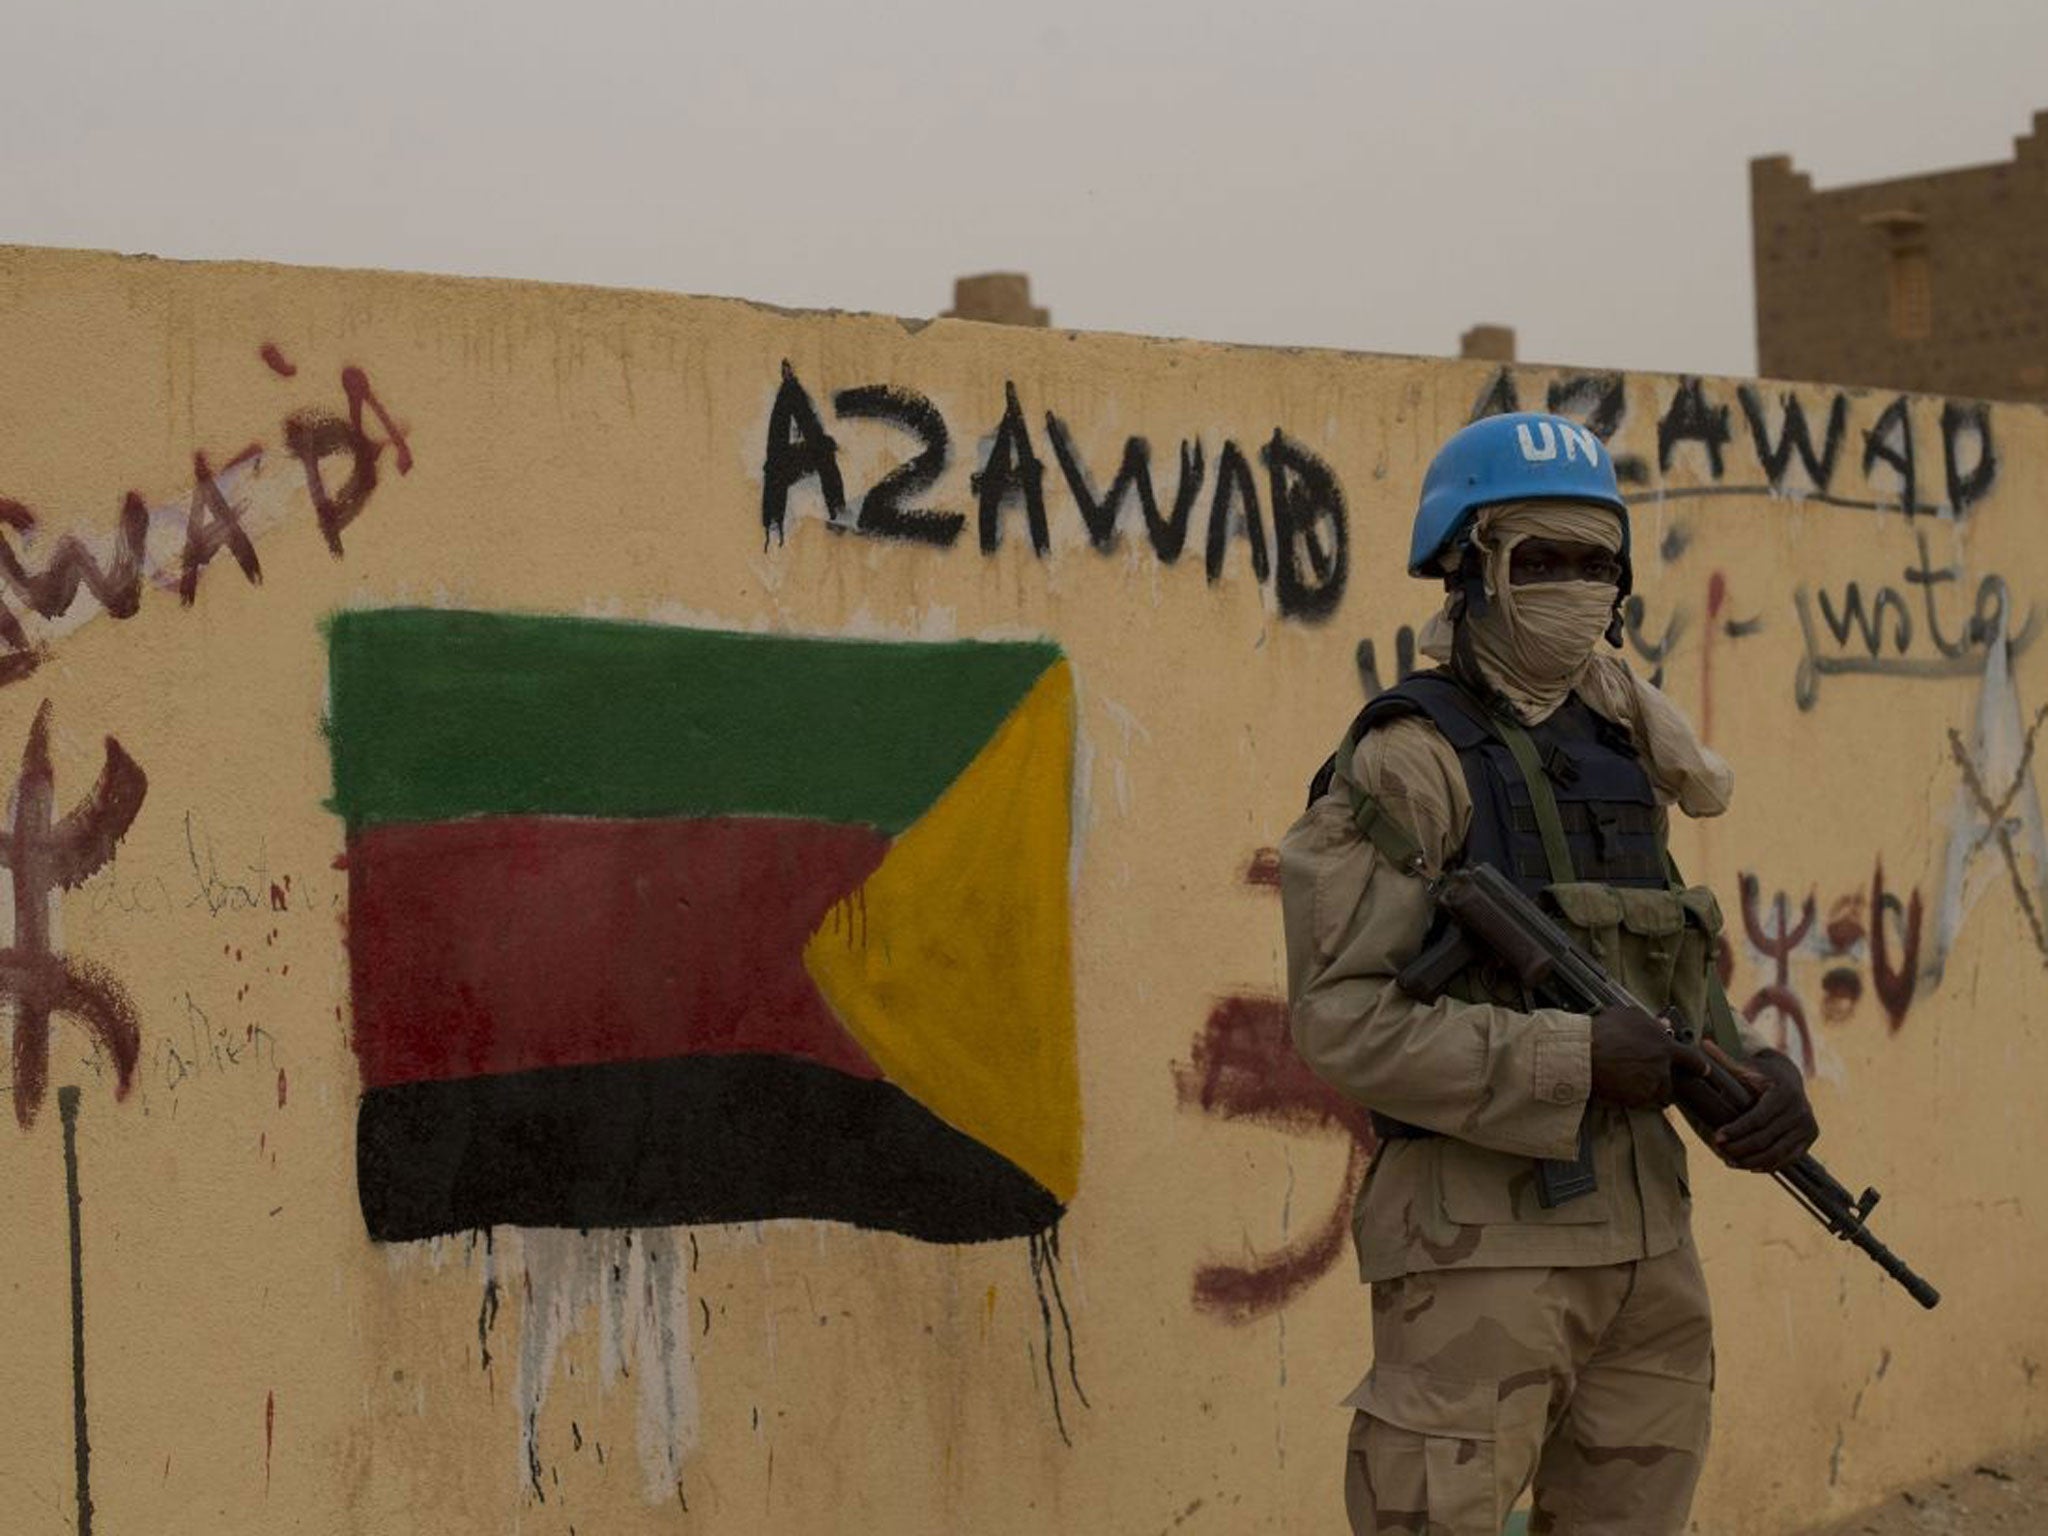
[1415,500,1735,818]
[1464,501,1626,723]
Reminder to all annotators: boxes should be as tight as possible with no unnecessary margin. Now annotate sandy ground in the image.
[1801,1445,2048,1534]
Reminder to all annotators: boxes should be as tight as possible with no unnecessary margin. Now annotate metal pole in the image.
[60,1084,93,1536]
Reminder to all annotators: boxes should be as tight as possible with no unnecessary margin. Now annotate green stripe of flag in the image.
[326,609,1060,834]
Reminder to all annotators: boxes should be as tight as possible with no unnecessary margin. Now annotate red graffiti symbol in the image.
[1817,891,1865,1024]
[0,495,146,621]
[282,369,413,557]
[1176,998,1375,1321]
[1738,862,1923,1050]
[342,367,412,475]
[1741,988,1814,1074]
[1823,891,1865,956]
[0,358,413,687]
[1820,967,1863,1022]
[1740,872,1815,964]
[179,451,262,604]
[0,495,147,685]
[1868,861,1922,1033]
[1739,872,1816,1075]
[5,702,149,1127]
[1172,849,1376,1322]
[1243,846,1282,888]
[259,344,298,378]
[1700,569,1765,745]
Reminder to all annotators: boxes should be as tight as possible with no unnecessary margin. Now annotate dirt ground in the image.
[1802,1444,2048,1534]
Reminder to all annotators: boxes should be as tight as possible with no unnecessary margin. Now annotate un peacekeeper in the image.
[1280,412,1821,1535]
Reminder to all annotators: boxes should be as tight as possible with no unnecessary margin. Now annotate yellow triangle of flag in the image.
[804,662,1080,1204]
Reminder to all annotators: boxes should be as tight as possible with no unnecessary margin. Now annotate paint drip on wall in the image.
[493,1227,699,1504]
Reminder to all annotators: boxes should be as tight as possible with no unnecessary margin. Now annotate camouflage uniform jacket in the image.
[1280,712,1760,1285]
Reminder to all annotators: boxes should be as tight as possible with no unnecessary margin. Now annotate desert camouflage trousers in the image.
[1343,1237,1713,1535]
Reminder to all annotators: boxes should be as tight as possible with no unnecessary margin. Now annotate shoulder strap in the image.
[1701,978,1749,1058]
[1325,718,1428,876]
[1486,712,1578,886]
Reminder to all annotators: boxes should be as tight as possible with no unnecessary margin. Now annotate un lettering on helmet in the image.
[1516,420,1603,467]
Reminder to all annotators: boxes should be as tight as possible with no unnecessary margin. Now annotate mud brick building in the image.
[1753,110,2048,401]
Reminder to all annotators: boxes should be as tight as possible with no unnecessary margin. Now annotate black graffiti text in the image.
[760,364,1349,621]
[1793,530,2039,709]
[1474,369,1999,517]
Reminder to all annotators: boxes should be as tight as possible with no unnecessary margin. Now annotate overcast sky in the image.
[3,0,2043,380]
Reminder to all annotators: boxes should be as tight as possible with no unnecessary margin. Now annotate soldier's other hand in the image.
[1589,1005,1705,1109]
[1705,1044,1817,1172]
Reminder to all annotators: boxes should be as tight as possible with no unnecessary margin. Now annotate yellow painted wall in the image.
[1,243,2042,1534]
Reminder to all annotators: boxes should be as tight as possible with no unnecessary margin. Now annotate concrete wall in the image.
[1,243,2043,1535]
[1754,109,2048,402]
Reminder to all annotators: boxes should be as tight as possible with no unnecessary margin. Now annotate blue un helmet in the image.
[1409,412,1632,597]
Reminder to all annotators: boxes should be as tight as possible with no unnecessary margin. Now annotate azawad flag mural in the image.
[325,610,1079,1246]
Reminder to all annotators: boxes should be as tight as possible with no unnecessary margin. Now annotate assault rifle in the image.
[1397,862,1941,1310]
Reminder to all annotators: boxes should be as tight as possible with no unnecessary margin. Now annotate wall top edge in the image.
[3,240,2044,418]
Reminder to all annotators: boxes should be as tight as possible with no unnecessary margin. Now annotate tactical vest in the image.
[1313,668,1740,1198]
[1354,672,1666,896]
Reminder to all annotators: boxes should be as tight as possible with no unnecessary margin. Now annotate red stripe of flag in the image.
[347,816,888,1089]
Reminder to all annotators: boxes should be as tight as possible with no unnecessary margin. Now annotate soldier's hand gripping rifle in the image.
[1397,863,1941,1310]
